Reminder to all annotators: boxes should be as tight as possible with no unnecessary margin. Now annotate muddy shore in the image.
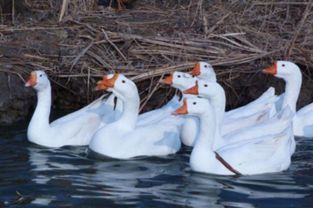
[1,0,313,124]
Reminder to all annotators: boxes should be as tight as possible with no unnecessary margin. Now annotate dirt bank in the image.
[0,0,313,124]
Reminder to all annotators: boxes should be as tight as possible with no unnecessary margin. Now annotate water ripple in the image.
[0,128,312,207]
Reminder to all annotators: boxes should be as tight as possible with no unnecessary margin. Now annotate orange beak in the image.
[95,73,119,91]
[262,62,277,75]
[95,76,108,91]
[25,71,37,87]
[173,99,188,115]
[183,81,199,95]
[191,63,201,76]
[159,74,173,85]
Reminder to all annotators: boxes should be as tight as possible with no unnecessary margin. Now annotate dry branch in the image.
[0,0,313,110]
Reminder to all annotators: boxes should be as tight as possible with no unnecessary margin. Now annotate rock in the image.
[0,72,34,124]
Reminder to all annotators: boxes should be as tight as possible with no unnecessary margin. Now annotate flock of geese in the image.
[24,60,313,176]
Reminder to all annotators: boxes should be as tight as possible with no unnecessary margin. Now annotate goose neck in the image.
[283,74,302,112]
[30,85,52,129]
[190,110,218,171]
[118,94,140,130]
[210,94,225,127]
[194,111,217,151]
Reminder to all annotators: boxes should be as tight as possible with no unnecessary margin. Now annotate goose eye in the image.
[282,64,285,67]
[39,74,43,77]
[193,102,197,105]
[122,80,126,83]
[204,84,208,87]
[204,65,208,68]
[177,75,181,78]
[192,75,195,78]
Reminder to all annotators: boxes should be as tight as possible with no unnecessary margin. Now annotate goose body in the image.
[174,97,293,175]
[293,104,313,137]
[225,87,277,120]
[137,95,181,126]
[89,74,182,159]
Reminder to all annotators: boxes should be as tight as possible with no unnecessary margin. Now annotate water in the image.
[0,124,313,207]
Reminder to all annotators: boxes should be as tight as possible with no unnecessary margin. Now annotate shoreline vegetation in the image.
[0,0,313,124]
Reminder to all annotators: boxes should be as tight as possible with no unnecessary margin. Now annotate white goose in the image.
[184,81,271,135]
[184,80,296,154]
[191,62,277,119]
[263,61,313,138]
[160,72,200,146]
[25,70,119,148]
[160,72,275,146]
[173,97,293,175]
[89,73,182,159]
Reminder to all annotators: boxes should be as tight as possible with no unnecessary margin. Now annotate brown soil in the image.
[0,0,313,124]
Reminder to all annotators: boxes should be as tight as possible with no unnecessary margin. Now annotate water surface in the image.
[0,123,313,207]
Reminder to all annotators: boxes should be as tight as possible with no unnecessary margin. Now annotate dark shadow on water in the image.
[0,126,313,207]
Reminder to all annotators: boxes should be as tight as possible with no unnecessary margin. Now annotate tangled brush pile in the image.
[0,0,313,111]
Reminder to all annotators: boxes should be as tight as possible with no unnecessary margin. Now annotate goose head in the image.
[173,97,210,116]
[96,73,138,101]
[25,70,50,91]
[191,62,216,81]
[160,71,196,91]
[262,61,301,81]
[183,80,223,100]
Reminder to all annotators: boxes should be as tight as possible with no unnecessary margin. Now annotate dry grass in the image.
[1,0,313,110]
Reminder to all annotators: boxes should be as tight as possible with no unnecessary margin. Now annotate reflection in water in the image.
[0,128,313,207]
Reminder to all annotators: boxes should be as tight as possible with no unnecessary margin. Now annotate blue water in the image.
[0,123,313,207]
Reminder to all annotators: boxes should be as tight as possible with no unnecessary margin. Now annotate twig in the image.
[59,0,69,22]
[12,0,15,25]
[70,41,94,71]
[254,2,312,6]
[101,29,127,61]
[139,76,162,113]
[207,13,231,35]
[286,2,313,57]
